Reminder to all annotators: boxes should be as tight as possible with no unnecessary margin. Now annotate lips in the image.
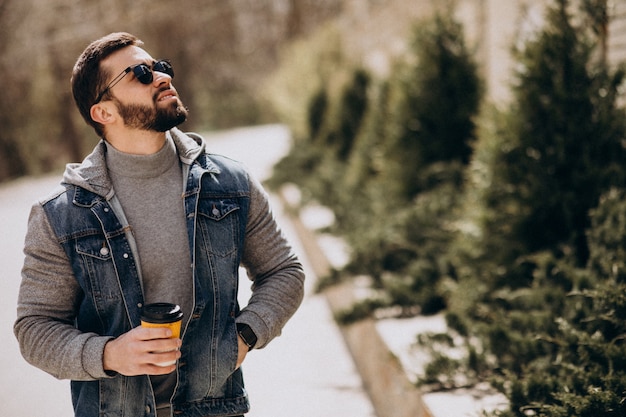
[156,89,177,102]
[158,93,176,102]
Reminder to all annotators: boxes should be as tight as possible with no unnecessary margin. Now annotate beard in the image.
[113,94,189,132]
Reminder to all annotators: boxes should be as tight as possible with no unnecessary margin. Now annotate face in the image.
[100,46,188,132]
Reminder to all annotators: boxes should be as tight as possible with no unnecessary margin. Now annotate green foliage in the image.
[334,297,389,324]
[314,68,370,161]
[587,188,626,282]
[334,69,370,160]
[308,89,329,140]
[334,14,481,317]
[436,1,626,415]
[376,13,482,202]
[269,0,626,415]
[476,0,626,269]
[269,11,482,319]
[263,24,348,140]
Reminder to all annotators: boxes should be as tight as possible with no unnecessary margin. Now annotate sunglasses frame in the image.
[94,59,173,104]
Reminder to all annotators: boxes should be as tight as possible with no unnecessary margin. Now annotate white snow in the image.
[304,199,511,417]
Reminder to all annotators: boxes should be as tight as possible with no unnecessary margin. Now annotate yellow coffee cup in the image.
[140,303,183,366]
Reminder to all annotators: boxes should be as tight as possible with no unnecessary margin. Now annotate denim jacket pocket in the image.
[74,234,123,302]
[196,198,241,257]
[75,233,112,260]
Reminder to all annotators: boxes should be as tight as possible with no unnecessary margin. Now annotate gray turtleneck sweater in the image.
[104,137,192,316]
[105,137,192,413]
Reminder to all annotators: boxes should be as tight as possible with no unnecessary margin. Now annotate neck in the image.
[105,129,167,155]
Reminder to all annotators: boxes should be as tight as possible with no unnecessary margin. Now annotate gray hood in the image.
[62,128,206,199]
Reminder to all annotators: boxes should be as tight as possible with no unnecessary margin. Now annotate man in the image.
[14,32,305,417]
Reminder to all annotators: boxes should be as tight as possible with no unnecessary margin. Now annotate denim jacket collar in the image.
[62,128,220,203]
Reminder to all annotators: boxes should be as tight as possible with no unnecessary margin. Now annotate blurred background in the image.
[7,0,625,181]
[3,0,626,416]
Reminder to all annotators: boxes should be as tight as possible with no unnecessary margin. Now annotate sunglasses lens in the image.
[128,60,174,86]
[154,60,174,78]
[133,65,153,84]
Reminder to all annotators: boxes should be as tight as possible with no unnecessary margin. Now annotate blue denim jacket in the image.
[43,133,252,416]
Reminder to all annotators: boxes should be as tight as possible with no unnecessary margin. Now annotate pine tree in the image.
[478,0,625,273]
[380,13,482,202]
[444,1,626,414]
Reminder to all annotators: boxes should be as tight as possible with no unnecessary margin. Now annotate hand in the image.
[103,326,182,376]
[236,334,249,370]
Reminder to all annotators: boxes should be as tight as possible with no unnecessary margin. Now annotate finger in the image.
[126,361,178,376]
[145,363,178,375]
[148,349,181,366]
[133,326,173,340]
[146,338,181,353]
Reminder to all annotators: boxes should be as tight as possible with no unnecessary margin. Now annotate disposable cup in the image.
[140,303,183,366]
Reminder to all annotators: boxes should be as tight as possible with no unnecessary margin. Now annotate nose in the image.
[152,70,172,87]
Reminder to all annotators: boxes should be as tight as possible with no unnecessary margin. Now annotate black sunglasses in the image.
[94,59,174,103]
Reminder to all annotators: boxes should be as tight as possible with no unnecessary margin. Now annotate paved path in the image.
[0,175,70,417]
[0,125,376,416]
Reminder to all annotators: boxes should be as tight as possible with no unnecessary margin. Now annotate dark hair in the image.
[71,32,143,137]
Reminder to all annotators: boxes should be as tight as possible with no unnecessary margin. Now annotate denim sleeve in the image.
[14,202,113,380]
[237,174,305,349]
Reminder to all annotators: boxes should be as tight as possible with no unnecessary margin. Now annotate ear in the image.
[90,102,115,125]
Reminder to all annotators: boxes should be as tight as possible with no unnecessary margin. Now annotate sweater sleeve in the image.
[13,202,113,381]
[236,174,305,349]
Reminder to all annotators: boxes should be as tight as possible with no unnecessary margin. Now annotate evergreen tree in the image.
[334,69,370,161]
[437,1,626,415]
[477,0,625,273]
[380,13,482,202]
[503,189,626,417]
[335,13,482,313]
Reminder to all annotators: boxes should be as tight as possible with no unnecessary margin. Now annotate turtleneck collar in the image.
[104,135,179,179]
